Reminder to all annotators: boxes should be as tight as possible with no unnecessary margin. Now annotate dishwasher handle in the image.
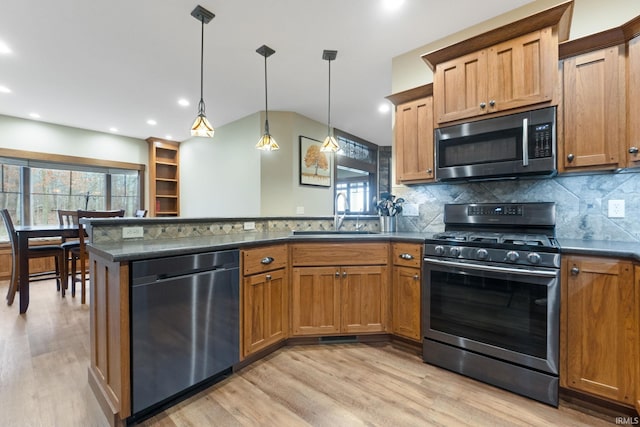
[131,249,239,285]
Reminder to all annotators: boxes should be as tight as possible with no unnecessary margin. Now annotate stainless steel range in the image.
[422,202,560,406]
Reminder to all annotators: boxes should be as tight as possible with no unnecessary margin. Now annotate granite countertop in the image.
[558,239,640,261]
[89,231,427,262]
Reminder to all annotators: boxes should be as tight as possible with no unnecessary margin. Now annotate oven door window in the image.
[426,260,556,360]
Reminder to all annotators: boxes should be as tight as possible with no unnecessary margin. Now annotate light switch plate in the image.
[122,226,144,239]
[608,199,625,218]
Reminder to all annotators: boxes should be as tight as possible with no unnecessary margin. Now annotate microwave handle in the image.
[522,118,529,167]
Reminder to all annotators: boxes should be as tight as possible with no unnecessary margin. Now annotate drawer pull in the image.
[261,256,274,265]
[399,253,414,260]
[265,274,272,280]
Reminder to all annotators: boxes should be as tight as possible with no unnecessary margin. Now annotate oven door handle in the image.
[423,257,558,278]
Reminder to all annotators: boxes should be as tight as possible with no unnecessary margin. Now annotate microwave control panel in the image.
[531,123,553,158]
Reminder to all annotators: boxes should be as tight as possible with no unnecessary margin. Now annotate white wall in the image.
[0,114,147,164]
[391,0,640,93]
[180,110,335,218]
[179,113,262,217]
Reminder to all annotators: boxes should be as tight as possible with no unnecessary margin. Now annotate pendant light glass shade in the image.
[256,45,279,151]
[320,50,339,153]
[190,5,215,138]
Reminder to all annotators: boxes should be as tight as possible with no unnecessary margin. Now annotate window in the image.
[0,150,144,241]
[334,129,378,214]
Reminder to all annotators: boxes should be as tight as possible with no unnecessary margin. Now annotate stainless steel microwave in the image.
[435,106,557,181]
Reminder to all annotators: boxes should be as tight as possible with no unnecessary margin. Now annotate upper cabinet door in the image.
[487,28,556,113]
[395,96,435,183]
[561,46,624,171]
[627,36,640,168]
[434,50,488,123]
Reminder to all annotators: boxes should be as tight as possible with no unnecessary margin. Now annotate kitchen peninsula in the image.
[84,215,640,426]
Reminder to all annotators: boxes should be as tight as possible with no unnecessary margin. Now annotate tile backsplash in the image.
[394,171,640,242]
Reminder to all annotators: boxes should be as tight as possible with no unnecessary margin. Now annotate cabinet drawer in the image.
[291,243,388,266]
[392,243,421,268]
[242,244,287,275]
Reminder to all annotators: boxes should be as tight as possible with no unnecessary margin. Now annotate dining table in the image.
[11,224,79,313]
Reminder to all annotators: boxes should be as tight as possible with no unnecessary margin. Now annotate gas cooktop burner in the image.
[430,231,556,248]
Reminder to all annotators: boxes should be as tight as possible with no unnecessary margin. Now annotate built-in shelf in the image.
[147,137,180,217]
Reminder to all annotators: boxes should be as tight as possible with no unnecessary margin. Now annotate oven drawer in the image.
[392,243,421,268]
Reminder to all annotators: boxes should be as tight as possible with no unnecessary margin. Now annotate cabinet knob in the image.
[567,153,575,163]
[260,256,274,265]
[265,274,272,280]
[479,102,487,109]
[335,271,340,277]
[427,168,433,174]
[629,146,639,154]
[489,100,496,107]
[571,266,580,275]
[342,271,347,278]
[413,274,419,280]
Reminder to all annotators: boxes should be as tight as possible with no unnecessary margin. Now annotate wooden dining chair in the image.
[75,209,125,304]
[1,209,65,305]
[57,209,80,296]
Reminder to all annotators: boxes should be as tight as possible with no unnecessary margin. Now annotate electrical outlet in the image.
[296,206,305,215]
[402,203,419,217]
[122,226,144,239]
[608,200,625,218]
[243,221,255,230]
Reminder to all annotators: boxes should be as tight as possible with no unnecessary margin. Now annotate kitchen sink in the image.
[291,230,380,235]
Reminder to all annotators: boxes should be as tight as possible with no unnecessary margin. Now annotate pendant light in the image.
[190,5,215,138]
[320,50,340,152]
[255,45,279,151]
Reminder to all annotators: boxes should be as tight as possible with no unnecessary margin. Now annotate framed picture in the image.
[299,135,332,187]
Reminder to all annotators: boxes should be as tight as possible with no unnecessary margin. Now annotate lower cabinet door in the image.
[243,268,288,357]
[341,265,389,334]
[392,266,421,341]
[291,267,341,336]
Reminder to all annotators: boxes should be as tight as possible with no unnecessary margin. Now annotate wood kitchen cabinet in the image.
[147,137,180,217]
[242,245,288,358]
[388,85,435,184]
[627,35,640,168]
[431,28,556,124]
[560,45,625,172]
[290,242,389,336]
[561,255,636,406]
[391,243,421,342]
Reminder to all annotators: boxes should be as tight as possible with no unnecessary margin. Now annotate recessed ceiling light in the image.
[382,0,404,11]
[29,112,41,119]
[0,40,11,54]
[109,127,119,133]
[0,85,11,94]
[178,98,190,107]
[147,119,157,125]
[378,102,391,114]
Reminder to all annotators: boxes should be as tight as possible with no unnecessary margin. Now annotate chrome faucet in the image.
[334,192,349,230]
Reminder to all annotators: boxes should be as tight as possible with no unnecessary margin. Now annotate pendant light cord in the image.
[327,58,332,135]
[264,52,269,131]
[199,17,205,114]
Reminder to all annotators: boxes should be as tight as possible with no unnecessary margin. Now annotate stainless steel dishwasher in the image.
[130,249,239,418]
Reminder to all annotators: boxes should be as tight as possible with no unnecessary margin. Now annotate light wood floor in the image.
[0,279,618,427]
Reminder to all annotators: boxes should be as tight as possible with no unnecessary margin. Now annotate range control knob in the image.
[449,247,461,257]
[527,252,541,264]
[434,245,445,256]
[476,248,489,260]
[506,251,520,262]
